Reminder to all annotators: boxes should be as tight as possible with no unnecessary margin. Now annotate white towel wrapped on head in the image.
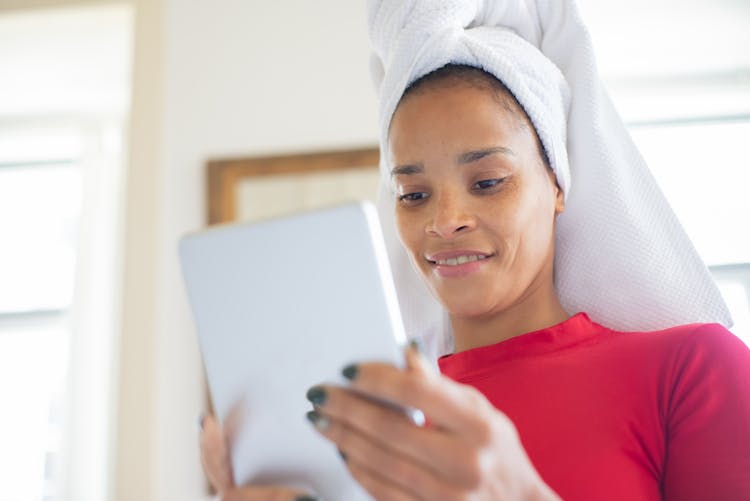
[367,0,732,356]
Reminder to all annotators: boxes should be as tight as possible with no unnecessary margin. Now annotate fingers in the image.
[309,408,467,499]
[347,461,421,501]
[200,414,235,493]
[304,349,550,501]
[307,386,484,489]
[342,356,496,439]
[222,485,318,501]
[404,341,434,376]
[304,345,509,491]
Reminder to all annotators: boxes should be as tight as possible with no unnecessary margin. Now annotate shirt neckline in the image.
[438,312,600,379]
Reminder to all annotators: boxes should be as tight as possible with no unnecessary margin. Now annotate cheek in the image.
[518,192,557,256]
[495,185,554,254]
[394,208,420,255]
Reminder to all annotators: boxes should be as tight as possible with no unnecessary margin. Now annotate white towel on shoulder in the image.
[367,0,732,356]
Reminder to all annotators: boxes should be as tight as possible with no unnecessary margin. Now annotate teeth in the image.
[435,255,487,266]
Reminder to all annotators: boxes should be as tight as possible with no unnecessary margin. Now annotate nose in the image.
[426,190,476,238]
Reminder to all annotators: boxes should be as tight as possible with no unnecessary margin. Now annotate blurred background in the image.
[0,1,748,500]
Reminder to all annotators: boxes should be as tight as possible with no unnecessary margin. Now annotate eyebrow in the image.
[457,146,516,164]
[390,164,424,177]
[390,146,515,177]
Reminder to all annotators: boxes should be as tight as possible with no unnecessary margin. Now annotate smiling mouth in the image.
[427,254,492,266]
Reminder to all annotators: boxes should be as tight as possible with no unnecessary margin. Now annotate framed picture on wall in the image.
[206,147,381,226]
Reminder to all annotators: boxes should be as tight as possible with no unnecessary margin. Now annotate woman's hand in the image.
[306,346,561,501]
[199,414,318,501]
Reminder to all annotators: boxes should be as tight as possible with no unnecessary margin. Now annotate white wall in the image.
[116,2,379,500]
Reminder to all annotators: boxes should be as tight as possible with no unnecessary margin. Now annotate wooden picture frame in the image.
[206,146,380,226]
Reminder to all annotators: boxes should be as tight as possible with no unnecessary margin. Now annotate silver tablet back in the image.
[179,201,406,500]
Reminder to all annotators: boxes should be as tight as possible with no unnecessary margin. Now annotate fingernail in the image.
[306,410,330,431]
[306,386,327,406]
[197,413,205,431]
[408,338,425,354]
[338,449,347,461]
[294,496,320,501]
[342,364,358,381]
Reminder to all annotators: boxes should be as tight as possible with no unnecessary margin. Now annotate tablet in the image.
[179,201,406,500]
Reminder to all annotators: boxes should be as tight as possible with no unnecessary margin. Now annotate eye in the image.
[472,178,505,191]
[397,192,430,206]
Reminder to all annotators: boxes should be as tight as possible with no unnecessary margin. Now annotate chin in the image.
[448,303,503,319]
[423,271,509,313]
[434,288,505,319]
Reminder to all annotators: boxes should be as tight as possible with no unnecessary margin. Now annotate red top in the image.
[438,313,750,500]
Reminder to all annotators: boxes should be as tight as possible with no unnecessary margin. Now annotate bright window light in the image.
[0,162,81,313]
[0,317,69,501]
[581,0,750,346]
[0,131,81,500]
[630,120,750,267]
[0,3,132,501]
[717,280,750,347]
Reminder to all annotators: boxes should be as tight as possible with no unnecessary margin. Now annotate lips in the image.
[426,250,494,267]
[432,254,488,266]
[425,250,493,278]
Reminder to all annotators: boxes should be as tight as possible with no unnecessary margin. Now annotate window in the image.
[0,159,81,315]
[0,125,82,501]
[578,0,750,345]
[0,4,132,501]
[711,264,750,346]
[629,119,750,346]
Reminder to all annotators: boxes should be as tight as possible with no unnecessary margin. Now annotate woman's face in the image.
[388,81,564,319]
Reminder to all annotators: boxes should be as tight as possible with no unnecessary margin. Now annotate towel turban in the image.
[367,0,732,355]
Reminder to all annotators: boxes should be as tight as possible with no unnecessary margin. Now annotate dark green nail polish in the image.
[294,496,320,501]
[338,449,347,461]
[306,386,327,406]
[409,338,424,354]
[342,364,359,381]
[306,410,330,431]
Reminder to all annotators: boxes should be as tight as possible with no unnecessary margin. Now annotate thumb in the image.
[405,339,435,377]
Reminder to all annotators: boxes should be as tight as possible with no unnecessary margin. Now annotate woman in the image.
[201,1,750,499]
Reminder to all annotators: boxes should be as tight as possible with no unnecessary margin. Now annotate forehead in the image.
[396,67,528,124]
[388,82,530,154]
[389,73,535,147]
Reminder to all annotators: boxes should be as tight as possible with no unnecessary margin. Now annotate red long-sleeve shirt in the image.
[438,313,750,500]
